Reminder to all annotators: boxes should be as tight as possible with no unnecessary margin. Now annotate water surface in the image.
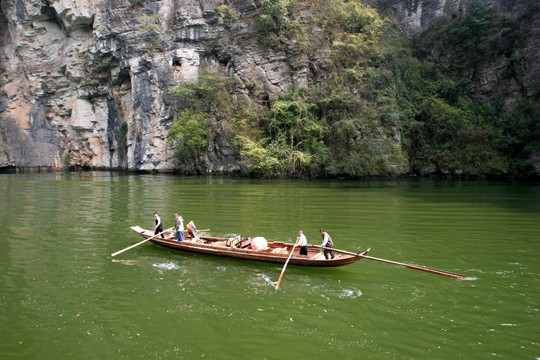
[0,172,538,359]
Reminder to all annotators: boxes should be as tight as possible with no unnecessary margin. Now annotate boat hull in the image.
[130,226,363,267]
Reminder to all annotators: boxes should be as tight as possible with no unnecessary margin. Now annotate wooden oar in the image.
[111,227,173,257]
[275,242,299,290]
[309,245,466,279]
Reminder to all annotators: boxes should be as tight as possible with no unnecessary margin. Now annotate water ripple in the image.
[152,262,181,271]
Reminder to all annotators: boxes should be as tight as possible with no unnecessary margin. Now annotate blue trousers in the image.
[177,230,184,242]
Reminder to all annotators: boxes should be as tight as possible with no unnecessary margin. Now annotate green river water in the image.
[0,172,538,359]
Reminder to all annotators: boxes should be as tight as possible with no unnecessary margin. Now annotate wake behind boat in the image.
[129,226,367,267]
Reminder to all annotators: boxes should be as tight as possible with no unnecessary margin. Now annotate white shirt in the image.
[179,217,184,230]
[321,232,331,247]
[297,233,307,246]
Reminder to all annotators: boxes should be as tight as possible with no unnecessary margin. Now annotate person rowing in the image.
[153,212,164,238]
[319,228,335,259]
[296,230,308,256]
[174,212,184,242]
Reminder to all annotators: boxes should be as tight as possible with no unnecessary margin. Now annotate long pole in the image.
[309,245,466,279]
[275,242,299,290]
[111,228,173,257]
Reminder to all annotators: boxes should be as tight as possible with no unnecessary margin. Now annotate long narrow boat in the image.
[130,226,368,267]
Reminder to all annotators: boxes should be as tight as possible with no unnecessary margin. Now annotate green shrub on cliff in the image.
[170,109,208,162]
[258,0,291,31]
[169,70,230,165]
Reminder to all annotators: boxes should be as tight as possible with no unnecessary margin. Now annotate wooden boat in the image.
[130,226,368,267]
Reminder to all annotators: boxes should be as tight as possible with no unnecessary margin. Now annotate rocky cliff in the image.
[0,0,538,173]
[1,0,258,170]
[369,0,539,99]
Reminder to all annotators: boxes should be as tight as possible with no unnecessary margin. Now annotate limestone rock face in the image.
[0,0,263,170]
[0,0,537,173]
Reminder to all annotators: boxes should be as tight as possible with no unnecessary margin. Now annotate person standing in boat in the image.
[174,212,184,242]
[296,230,308,256]
[154,212,164,238]
[320,228,335,260]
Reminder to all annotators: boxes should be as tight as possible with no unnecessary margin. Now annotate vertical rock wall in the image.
[1,0,308,171]
[0,0,254,170]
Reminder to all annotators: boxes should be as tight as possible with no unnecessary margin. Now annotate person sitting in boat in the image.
[174,212,184,242]
[296,230,308,256]
[240,237,253,248]
[187,221,198,238]
[319,228,335,259]
[153,212,164,238]
[227,235,241,247]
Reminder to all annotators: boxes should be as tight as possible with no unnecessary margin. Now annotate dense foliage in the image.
[407,1,539,175]
[169,0,538,177]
